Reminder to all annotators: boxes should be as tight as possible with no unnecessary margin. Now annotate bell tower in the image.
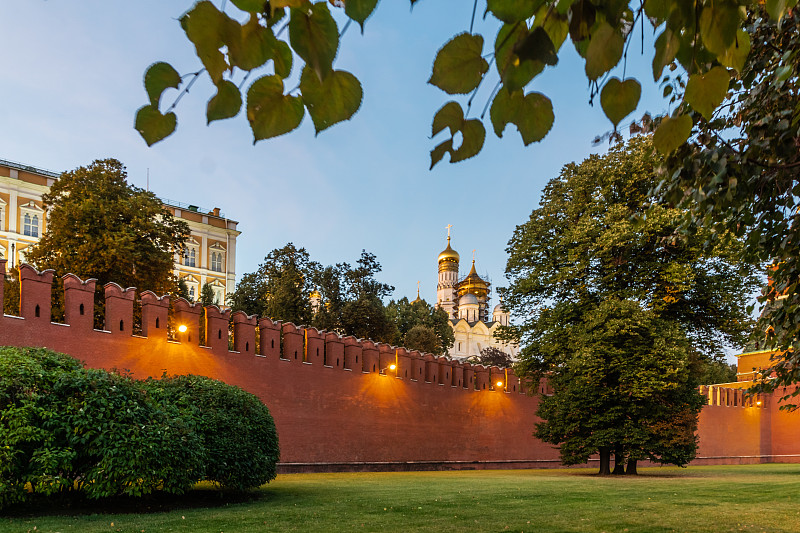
[436,225,459,319]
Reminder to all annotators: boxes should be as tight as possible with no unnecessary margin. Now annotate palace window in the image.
[211,251,223,272]
[189,285,196,299]
[23,213,39,237]
[184,247,196,267]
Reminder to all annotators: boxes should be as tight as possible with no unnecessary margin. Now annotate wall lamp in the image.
[380,363,397,375]
[177,324,188,333]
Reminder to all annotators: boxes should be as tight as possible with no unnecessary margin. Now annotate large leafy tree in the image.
[660,9,800,406]
[136,1,792,166]
[385,296,455,356]
[504,137,759,474]
[26,159,189,295]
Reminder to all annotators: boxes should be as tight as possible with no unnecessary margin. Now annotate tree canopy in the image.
[26,159,189,295]
[658,9,800,406]
[385,296,455,356]
[504,137,760,473]
[136,1,791,166]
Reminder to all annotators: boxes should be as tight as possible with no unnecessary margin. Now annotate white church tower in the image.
[436,225,459,319]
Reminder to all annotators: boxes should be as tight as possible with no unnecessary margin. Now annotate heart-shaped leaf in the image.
[226,15,272,71]
[653,114,693,154]
[345,0,379,31]
[495,23,544,92]
[429,33,489,95]
[451,119,486,163]
[181,1,229,84]
[684,66,730,120]
[585,22,623,80]
[490,89,554,145]
[246,75,304,142]
[299,67,363,134]
[432,101,464,137]
[699,1,740,56]
[289,2,339,81]
[207,80,242,124]
[718,30,751,73]
[488,0,542,23]
[144,62,181,108]
[430,139,454,170]
[600,78,641,127]
[135,105,177,146]
[652,29,680,81]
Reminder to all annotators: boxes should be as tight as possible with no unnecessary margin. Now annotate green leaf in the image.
[514,26,558,66]
[429,33,489,95]
[699,1,740,56]
[490,89,554,145]
[289,2,339,81]
[538,9,569,52]
[600,78,641,127]
[451,119,486,163]
[432,101,464,137]
[345,0,380,31]
[135,105,177,146]
[568,0,596,42]
[495,23,544,92]
[766,0,799,22]
[488,0,542,23]
[181,1,229,84]
[226,16,272,71]
[643,0,670,22]
[718,30,751,73]
[430,139,454,170]
[684,67,730,120]
[144,62,181,108]
[652,114,692,154]
[246,75,304,142]
[585,22,623,80]
[299,68,363,134]
[230,0,266,12]
[207,80,242,124]
[267,35,293,78]
[652,29,680,81]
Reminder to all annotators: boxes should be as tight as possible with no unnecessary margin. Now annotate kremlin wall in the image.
[2,260,800,472]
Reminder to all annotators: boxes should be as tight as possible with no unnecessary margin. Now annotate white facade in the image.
[0,159,239,305]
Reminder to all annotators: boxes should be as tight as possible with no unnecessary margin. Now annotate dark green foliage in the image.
[199,282,217,306]
[385,297,455,356]
[148,375,279,491]
[2,269,19,316]
[698,361,738,385]
[0,347,279,509]
[660,9,800,406]
[26,159,189,295]
[402,325,442,355]
[505,137,759,472]
[469,346,513,368]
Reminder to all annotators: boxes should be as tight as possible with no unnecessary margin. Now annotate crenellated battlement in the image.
[0,261,524,393]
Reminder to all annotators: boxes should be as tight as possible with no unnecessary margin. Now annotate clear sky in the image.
[0,1,667,305]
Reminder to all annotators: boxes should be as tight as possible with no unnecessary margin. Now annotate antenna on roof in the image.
[146,168,150,191]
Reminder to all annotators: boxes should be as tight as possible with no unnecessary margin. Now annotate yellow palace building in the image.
[0,159,239,305]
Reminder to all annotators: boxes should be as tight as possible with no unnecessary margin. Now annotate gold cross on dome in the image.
[446,224,452,238]
[472,249,476,261]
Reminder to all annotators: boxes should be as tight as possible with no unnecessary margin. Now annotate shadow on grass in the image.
[1,486,275,518]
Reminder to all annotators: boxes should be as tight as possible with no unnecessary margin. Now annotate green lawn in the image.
[2,464,799,532]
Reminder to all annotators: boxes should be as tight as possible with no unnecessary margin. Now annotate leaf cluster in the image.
[0,346,279,509]
[138,0,793,166]
[385,297,455,355]
[658,8,800,404]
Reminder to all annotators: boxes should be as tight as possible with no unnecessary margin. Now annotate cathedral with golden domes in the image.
[436,227,518,361]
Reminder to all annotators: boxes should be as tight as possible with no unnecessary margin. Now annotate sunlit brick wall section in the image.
[2,260,799,471]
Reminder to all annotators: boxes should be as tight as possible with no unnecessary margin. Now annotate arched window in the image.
[23,213,32,236]
[184,247,196,267]
[31,215,39,237]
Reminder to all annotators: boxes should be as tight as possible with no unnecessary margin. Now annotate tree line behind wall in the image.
[226,244,454,356]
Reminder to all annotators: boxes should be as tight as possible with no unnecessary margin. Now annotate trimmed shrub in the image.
[150,375,280,490]
[0,347,280,509]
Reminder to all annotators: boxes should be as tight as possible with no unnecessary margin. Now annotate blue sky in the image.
[0,1,668,305]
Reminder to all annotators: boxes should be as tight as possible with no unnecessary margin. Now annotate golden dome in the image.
[438,236,460,264]
[462,260,488,288]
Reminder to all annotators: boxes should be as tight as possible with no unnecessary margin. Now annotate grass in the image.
[2,464,800,532]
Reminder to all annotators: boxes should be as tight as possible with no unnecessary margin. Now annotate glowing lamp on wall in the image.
[177,324,188,333]
[756,401,762,406]
[389,364,397,371]
[496,381,504,388]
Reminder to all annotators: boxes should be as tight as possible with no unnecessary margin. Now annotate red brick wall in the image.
[2,262,799,470]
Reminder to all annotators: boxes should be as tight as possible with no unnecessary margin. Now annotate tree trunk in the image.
[626,459,638,475]
[598,447,612,475]
[612,445,626,475]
